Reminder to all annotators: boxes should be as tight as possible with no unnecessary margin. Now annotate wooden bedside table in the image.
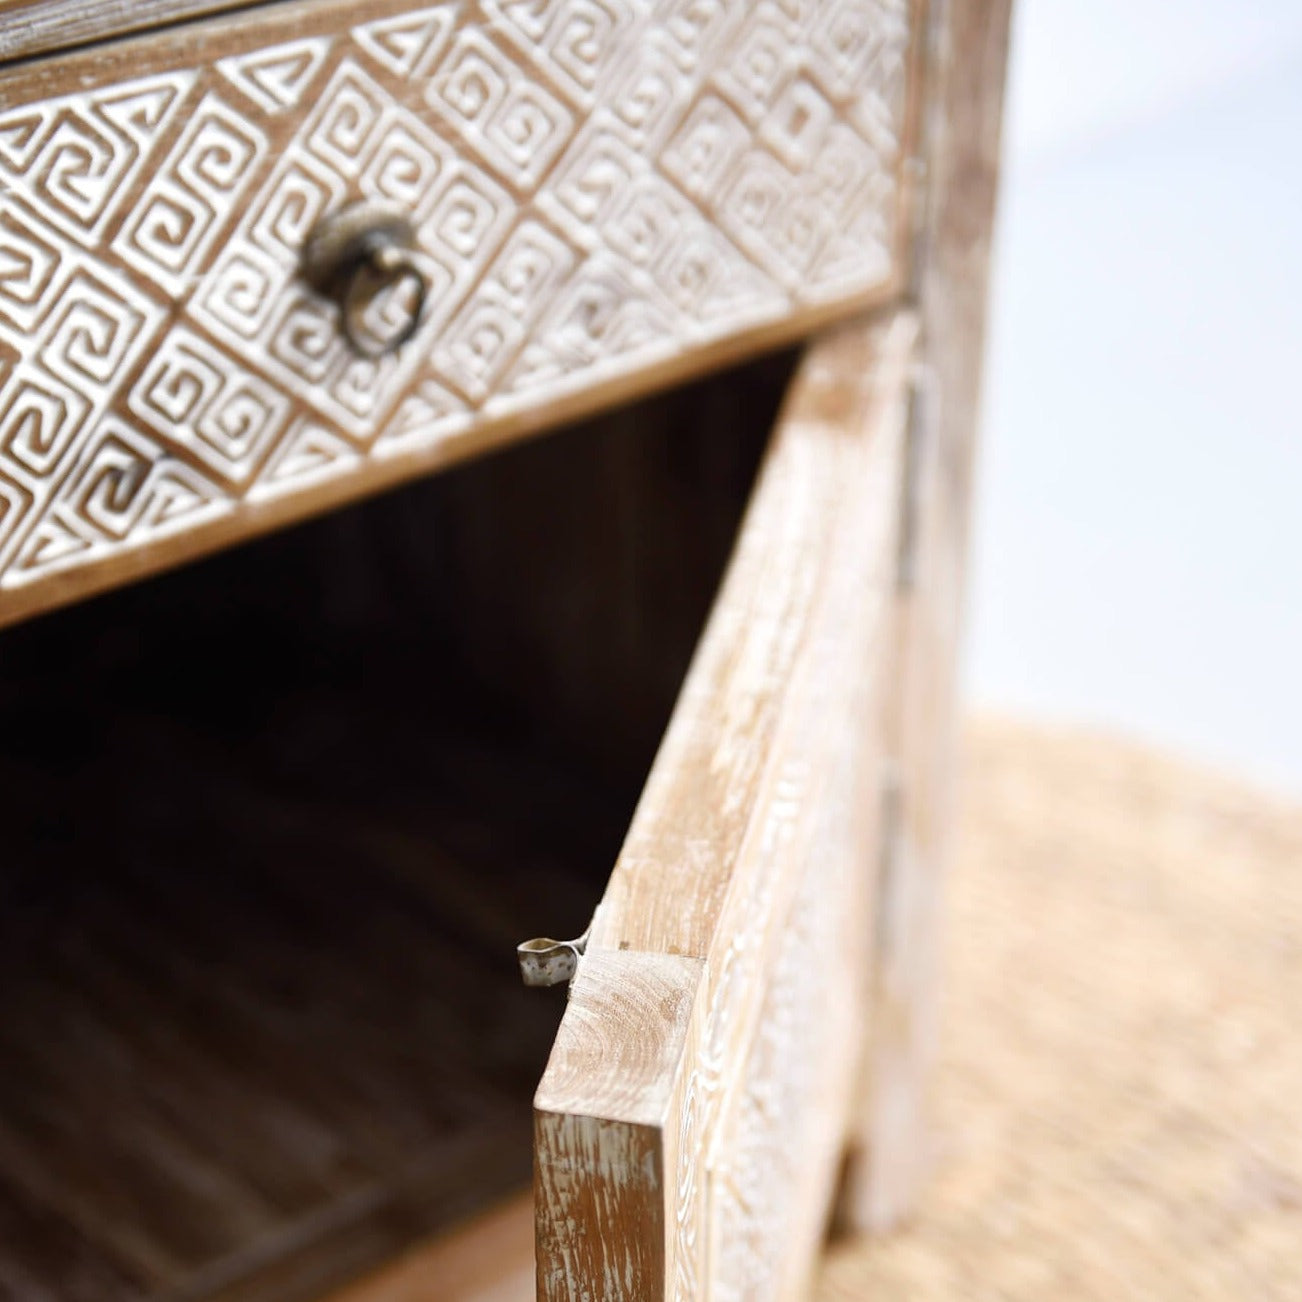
[0,1,1009,1298]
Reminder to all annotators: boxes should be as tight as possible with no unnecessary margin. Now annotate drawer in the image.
[0,0,923,628]
[0,309,914,1302]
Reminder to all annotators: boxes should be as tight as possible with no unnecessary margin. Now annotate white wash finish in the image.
[841,0,1016,1231]
[0,0,921,629]
[534,311,917,1302]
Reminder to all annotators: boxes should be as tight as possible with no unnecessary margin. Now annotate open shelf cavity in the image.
[0,348,797,1302]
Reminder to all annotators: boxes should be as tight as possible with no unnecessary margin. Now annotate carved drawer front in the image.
[0,0,920,628]
[534,311,916,1302]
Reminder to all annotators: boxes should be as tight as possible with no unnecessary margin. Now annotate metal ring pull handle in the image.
[303,203,427,360]
[517,928,590,988]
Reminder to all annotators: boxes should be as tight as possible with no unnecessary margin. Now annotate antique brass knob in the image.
[303,203,427,359]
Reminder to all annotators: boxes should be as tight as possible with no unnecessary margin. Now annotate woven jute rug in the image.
[821,714,1302,1302]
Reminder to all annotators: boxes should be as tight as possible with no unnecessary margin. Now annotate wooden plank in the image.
[534,310,917,1300]
[0,0,258,66]
[0,0,921,629]
[585,313,917,958]
[836,0,1015,1233]
[535,952,706,1302]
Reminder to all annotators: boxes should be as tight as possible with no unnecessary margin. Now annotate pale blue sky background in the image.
[966,0,1302,793]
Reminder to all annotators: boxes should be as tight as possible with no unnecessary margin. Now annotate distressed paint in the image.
[534,313,917,1300]
[0,0,916,624]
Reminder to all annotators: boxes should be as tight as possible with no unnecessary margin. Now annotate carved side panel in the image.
[0,0,915,623]
[534,315,915,1301]
[705,364,900,1302]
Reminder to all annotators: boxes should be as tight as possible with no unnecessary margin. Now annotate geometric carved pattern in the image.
[0,0,913,609]
[217,39,331,115]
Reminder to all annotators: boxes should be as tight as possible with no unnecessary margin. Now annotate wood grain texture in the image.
[535,953,706,1302]
[837,0,1014,1233]
[0,0,261,66]
[0,0,920,629]
[534,310,917,1301]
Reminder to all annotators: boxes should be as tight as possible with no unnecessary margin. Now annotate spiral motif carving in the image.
[0,0,912,611]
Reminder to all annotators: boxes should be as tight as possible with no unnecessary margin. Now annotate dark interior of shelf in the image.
[0,347,797,1302]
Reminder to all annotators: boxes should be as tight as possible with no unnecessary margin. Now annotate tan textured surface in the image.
[822,714,1302,1302]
